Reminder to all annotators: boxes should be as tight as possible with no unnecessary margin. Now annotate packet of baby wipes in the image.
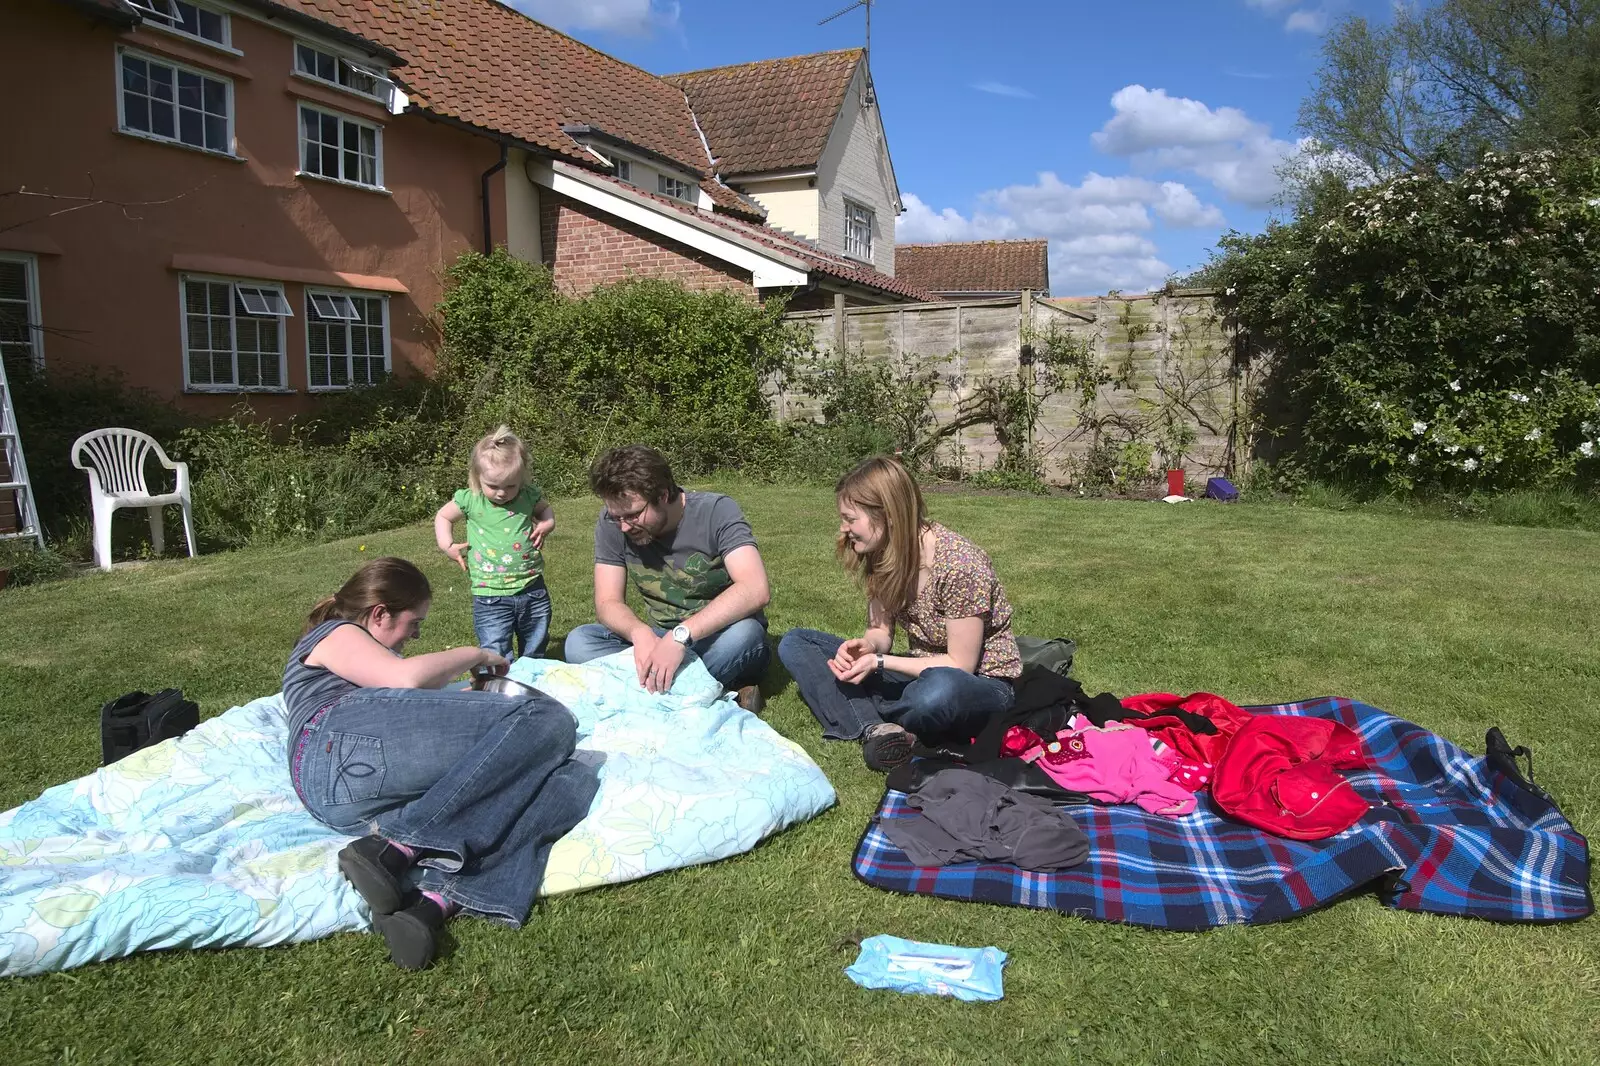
[844,934,1007,1002]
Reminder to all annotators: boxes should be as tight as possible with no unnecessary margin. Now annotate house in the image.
[895,239,1051,300]
[666,49,904,283]
[0,0,927,419]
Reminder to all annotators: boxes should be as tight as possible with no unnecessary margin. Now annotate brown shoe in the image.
[736,685,765,714]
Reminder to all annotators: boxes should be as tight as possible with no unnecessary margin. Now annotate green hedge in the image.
[1209,150,1600,494]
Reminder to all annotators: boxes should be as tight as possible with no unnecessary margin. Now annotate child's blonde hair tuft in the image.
[469,425,531,494]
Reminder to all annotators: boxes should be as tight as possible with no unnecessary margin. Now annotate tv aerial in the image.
[819,0,877,108]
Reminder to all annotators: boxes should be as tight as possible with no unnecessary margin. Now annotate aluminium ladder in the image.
[0,354,44,549]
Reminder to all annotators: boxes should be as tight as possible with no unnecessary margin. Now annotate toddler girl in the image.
[434,426,556,659]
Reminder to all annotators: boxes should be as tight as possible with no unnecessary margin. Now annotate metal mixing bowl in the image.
[470,673,544,699]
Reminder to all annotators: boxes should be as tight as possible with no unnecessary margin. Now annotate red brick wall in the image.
[539,193,754,296]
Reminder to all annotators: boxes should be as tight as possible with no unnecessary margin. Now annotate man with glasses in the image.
[563,445,772,711]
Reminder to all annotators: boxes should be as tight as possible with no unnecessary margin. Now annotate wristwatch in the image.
[876,653,885,673]
[671,624,693,646]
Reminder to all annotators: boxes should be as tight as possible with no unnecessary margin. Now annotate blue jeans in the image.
[472,579,551,660]
[293,687,598,926]
[563,617,771,690]
[777,627,1016,742]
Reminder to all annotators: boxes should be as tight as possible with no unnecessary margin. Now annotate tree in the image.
[1299,1,1600,182]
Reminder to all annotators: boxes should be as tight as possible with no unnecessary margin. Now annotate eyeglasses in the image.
[602,501,652,528]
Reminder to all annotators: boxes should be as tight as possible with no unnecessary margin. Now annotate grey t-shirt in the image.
[593,490,763,628]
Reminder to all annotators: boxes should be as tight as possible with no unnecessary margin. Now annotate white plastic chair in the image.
[71,428,197,571]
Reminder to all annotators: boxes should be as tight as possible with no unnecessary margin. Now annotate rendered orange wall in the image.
[0,0,499,414]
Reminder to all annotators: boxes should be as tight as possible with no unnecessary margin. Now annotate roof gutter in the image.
[62,0,138,27]
[559,124,706,180]
[480,142,509,255]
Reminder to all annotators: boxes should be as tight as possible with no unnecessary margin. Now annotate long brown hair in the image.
[305,557,432,634]
[835,455,926,617]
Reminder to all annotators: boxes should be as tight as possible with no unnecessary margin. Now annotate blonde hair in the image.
[835,455,927,618]
[468,425,531,495]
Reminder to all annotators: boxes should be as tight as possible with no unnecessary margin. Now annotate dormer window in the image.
[295,42,392,105]
[616,160,632,182]
[657,175,694,201]
[130,0,228,47]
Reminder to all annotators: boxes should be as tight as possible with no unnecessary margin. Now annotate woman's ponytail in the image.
[304,558,431,634]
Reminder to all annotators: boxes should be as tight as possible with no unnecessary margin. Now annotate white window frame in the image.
[128,0,233,51]
[116,47,236,157]
[292,41,394,106]
[179,274,292,393]
[0,253,45,372]
[657,174,694,201]
[615,159,632,183]
[305,288,390,391]
[844,198,874,261]
[297,103,385,190]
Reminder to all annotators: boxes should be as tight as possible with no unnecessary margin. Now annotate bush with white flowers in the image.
[1210,150,1600,492]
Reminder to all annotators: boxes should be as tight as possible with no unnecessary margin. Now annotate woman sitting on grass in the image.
[778,455,1022,771]
[282,557,597,970]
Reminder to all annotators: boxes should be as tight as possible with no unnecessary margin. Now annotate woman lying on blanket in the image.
[777,455,1022,772]
[283,557,597,970]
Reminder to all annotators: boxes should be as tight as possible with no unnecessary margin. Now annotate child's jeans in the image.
[472,578,551,660]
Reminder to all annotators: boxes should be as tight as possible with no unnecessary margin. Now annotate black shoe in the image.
[371,896,446,971]
[337,836,411,916]
[862,724,917,772]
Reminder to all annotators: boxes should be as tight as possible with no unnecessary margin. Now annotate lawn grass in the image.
[2,484,1598,1065]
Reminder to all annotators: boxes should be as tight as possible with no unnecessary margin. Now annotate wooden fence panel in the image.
[782,291,1239,483]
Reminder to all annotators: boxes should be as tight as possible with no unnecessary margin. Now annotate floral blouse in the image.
[894,522,1022,679]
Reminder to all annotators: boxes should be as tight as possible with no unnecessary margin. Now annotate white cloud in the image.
[1285,9,1329,33]
[1150,181,1228,227]
[509,0,678,34]
[898,172,1225,294]
[1091,86,1258,156]
[1244,0,1333,35]
[972,82,1035,99]
[1092,84,1302,207]
[897,194,1006,243]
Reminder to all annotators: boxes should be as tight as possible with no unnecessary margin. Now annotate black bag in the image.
[101,689,200,765]
[1015,636,1075,676]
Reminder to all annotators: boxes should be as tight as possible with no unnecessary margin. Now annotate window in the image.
[615,159,632,182]
[294,43,391,104]
[307,290,388,389]
[129,0,228,47]
[298,104,382,188]
[182,277,290,390]
[0,255,43,374]
[657,174,693,201]
[119,50,232,154]
[845,199,874,260]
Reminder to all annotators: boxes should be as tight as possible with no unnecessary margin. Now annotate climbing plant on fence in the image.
[1209,149,1600,493]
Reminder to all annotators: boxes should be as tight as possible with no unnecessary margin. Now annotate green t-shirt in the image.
[453,484,545,596]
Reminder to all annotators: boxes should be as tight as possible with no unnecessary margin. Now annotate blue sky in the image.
[518,0,1393,294]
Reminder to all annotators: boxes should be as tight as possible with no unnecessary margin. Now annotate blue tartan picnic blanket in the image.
[853,698,1593,929]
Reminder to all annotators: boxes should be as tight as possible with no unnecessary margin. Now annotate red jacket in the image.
[1212,715,1370,840]
[1120,692,1255,766]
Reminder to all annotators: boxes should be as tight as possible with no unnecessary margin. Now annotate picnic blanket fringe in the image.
[852,697,1593,930]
